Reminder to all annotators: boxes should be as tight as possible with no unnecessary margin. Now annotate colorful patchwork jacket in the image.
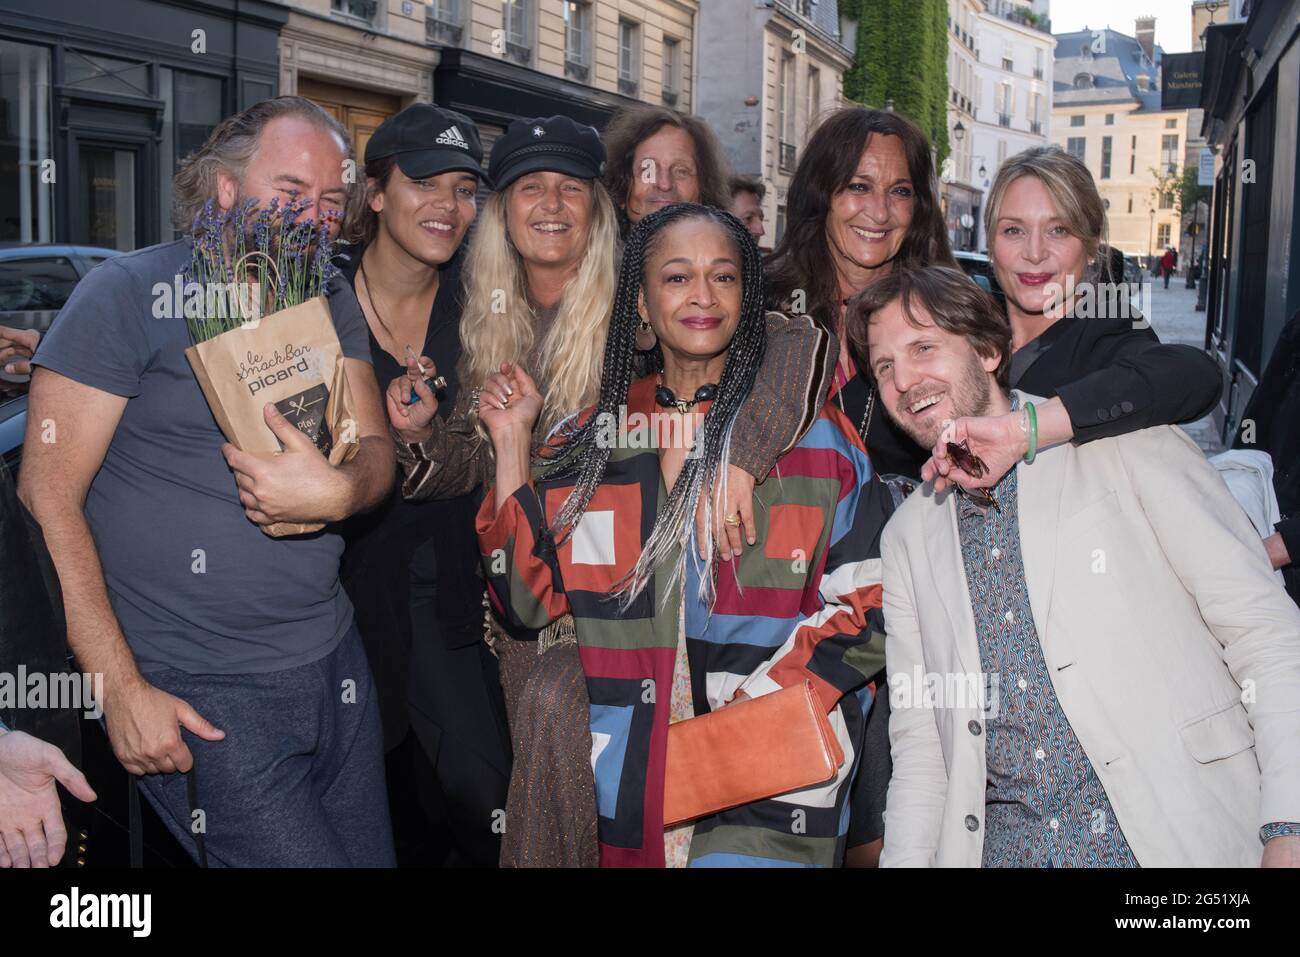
[477,375,893,866]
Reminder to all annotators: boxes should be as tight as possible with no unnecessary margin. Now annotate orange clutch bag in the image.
[662,680,844,827]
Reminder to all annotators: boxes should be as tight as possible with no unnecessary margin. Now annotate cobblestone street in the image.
[1140,274,1226,454]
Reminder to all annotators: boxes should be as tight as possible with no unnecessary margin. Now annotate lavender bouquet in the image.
[181,196,358,537]
[183,196,342,343]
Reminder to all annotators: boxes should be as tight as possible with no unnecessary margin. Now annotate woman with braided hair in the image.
[387,119,837,867]
[476,203,894,867]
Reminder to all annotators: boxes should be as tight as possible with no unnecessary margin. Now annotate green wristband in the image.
[1023,401,1038,464]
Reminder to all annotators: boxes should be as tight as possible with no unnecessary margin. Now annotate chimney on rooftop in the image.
[1135,16,1156,63]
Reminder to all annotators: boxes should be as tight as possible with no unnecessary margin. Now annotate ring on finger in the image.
[723,513,742,527]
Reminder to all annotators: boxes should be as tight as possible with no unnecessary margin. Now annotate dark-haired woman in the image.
[602,104,836,558]
[475,204,894,867]
[765,105,955,865]
[767,106,954,483]
[386,120,837,866]
[337,103,510,866]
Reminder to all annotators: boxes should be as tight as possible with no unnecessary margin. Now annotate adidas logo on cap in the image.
[436,125,469,149]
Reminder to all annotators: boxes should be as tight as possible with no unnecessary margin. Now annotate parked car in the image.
[0,245,121,472]
[0,243,120,317]
[0,243,193,866]
[953,250,1005,306]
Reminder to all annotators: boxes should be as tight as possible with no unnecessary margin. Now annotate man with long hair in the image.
[19,96,396,867]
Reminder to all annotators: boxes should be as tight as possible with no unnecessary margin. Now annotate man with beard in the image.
[19,96,396,866]
[849,264,1300,868]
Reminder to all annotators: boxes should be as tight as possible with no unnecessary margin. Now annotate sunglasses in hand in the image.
[945,439,998,511]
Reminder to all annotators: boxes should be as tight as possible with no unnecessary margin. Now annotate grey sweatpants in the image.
[136,624,395,867]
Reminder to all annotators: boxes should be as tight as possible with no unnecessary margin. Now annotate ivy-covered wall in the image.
[842,0,951,163]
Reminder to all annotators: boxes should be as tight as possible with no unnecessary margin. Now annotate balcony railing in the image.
[1030,120,1042,135]
[565,59,589,82]
[998,113,1011,127]
[618,77,638,97]
[986,0,1051,34]
[1033,67,1043,79]
[779,141,797,173]
[426,16,462,46]
[662,89,679,107]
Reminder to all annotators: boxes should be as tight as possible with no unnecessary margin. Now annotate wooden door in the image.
[297,77,402,159]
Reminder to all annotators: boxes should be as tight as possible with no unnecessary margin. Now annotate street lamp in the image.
[951,122,968,195]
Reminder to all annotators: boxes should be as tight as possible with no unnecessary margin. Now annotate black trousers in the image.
[846,681,891,849]
[402,601,511,867]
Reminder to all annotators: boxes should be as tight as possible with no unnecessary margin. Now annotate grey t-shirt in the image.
[34,239,371,674]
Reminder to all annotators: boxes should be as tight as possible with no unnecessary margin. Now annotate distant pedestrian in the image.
[1161,248,1175,288]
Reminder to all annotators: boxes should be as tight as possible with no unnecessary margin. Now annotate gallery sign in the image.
[1162,52,1205,109]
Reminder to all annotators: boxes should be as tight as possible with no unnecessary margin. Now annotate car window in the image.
[0,257,82,311]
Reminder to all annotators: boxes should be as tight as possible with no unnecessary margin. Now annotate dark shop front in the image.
[0,0,285,252]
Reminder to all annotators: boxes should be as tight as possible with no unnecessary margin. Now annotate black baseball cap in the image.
[488,115,606,192]
[365,103,491,186]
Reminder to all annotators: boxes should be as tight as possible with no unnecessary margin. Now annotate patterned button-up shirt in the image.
[956,463,1138,867]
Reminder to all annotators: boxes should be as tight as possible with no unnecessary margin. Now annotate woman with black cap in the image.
[337,102,510,867]
[388,114,614,867]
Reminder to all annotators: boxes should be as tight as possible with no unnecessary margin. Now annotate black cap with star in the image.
[487,115,606,192]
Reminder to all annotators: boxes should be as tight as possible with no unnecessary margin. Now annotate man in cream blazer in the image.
[849,265,1300,868]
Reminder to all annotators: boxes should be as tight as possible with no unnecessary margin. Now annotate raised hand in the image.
[922,412,1028,494]
[386,355,439,443]
[0,325,39,377]
[478,362,543,444]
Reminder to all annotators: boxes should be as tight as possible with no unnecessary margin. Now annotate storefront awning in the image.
[1198,21,1246,126]
[434,48,644,132]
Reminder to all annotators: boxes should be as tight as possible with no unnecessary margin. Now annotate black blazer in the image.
[1011,314,1221,442]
